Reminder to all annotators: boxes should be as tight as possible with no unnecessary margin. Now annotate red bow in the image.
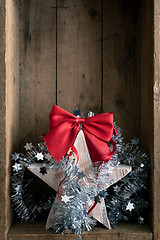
[43,105,116,166]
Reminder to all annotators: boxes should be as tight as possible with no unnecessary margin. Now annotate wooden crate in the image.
[0,0,159,239]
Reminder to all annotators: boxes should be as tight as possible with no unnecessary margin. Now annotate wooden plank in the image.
[8,222,152,240]
[0,1,7,239]
[6,0,20,238]
[19,0,56,149]
[0,0,20,239]
[153,1,160,239]
[141,0,155,238]
[103,0,142,141]
[57,0,101,116]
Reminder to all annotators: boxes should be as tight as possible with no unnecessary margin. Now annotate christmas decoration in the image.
[32,130,131,231]
[11,143,56,223]
[105,136,150,228]
[11,106,150,239]
[42,105,117,166]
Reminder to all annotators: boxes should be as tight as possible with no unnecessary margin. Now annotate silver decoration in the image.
[12,152,20,161]
[12,163,22,172]
[35,152,44,161]
[45,130,131,232]
[24,142,33,151]
[126,202,134,212]
[11,116,150,237]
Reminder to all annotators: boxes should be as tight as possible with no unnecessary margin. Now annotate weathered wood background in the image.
[19,0,141,149]
[0,0,160,239]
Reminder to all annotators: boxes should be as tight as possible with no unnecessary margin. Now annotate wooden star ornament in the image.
[27,130,131,231]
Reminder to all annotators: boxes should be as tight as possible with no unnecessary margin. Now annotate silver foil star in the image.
[88,111,94,117]
[12,163,22,172]
[126,201,134,212]
[15,185,21,193]
[45,153,52,161]
[35,152,44,161]
[73,108,81,117]
[39,166,47,175]
[113,185,121,192]
[12,152,20,161]
[61,194,74,204]
[77,171,85,180]
[64,227,73,234]
[138,216,144,224]
[24,143,33,151]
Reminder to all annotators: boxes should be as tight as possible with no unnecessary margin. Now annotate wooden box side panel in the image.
[0,0,20,239]
[0,0,7,239]
[141,0,160,239]
[141,0,154,232]
[6,0,20,234]
[154,0,160,239]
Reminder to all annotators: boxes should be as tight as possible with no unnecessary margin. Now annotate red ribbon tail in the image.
[114,127,117,135]
[87,202,97,215]
[71,145,79,165]
[96,138,117,173]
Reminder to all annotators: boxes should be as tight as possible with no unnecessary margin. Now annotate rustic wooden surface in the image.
[153,1,160,240]
[6,1,20,238]
[0,1,7,239]
[27,163,65,190]
[103,0,141,142]
[141,0,155,239]
[8,221,152,240]
[0,0,20,240]
[19,0,57,149]
[57,0,101,115]
[0,0,159,239]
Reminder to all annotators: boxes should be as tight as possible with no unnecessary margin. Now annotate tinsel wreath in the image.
[11,123,150,231]
[11,143,56,222]
[105,125,150,228]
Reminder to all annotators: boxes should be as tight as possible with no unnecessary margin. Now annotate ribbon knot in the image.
[43,105,116,166]
[78,118,85,123]
[75,118,85,124]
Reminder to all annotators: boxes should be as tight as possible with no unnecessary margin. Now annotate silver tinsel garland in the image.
[105,134,150,228]
[11,122,150,238]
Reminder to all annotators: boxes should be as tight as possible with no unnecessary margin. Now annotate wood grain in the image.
[6,1,20,238]
[8,221,152,240]
[0,1,7,239]
[0,0,158,239]
[74,130,110,228]
[27,163,65,190]
[103,0,141,141]
[19,0,57,149]
[153,1,160,239]
[57,0,101,116]
[75,130,95,174]
[0,0,20,240]
[141,0,155,238]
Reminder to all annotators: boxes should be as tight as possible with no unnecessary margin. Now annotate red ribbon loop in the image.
[43,105,116,166]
